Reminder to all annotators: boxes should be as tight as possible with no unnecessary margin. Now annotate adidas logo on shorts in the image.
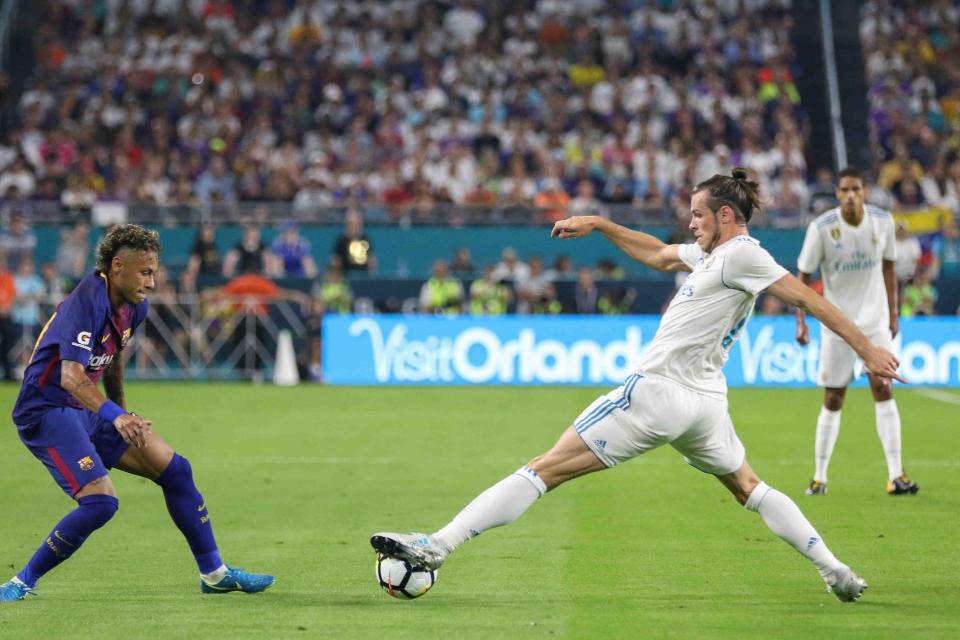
[593,439,607,451]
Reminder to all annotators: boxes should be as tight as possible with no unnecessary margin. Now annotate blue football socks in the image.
[16,494,119,588]
[154,454,223,574]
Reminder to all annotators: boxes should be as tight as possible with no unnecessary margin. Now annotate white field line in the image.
[912,388,960,406]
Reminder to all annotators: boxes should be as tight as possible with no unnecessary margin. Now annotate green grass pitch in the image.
[1,383,958,639]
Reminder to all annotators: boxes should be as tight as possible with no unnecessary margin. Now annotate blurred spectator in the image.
[574,267,598,314]
[545,255,575,280]
[894,222,921,285]
[55,220,90,282]
[598,287,635,315]
[0,158,35,198]
[223,223,271,277]
[419,259,464,315]
[568,179,608,218]
[595,258,624,280]
[450,247,474,276]
[195,157,237,205]
[921,158,959,212]
[270,221,318,278]
[891,177,926,210]
[770,165,811,215]
[932,223,960,278]
[317,267,353,314]
[808,167,839,215]
[515,255,558,315]
[533,178,571,223]
[491,247,530,283]
[900,269,938,318]
[0,214,37,271]
[469,265,511,315]
[12,256,43,365]
[331,209,376,273]
[878,145,924,191]
[0,251,16,380]
[39,262,65,313]
[187,223,222,279]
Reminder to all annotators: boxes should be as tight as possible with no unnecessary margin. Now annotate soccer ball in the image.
[375,554,437,599]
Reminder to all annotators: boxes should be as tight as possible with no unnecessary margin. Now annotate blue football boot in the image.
[200,565,275,594]
[0,578,34,602]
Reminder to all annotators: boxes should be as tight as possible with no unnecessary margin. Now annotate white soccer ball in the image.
[375,554,437,599]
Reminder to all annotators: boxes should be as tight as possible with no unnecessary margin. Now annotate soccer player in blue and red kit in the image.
[1,224,274,601]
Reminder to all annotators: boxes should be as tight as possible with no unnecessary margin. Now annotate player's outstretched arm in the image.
[61,360,150,447]
[551,215,690,272]
[767,274,906,382]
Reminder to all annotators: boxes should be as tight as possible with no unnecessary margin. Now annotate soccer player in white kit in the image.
[796,167,918,496]
[373,169,905,602]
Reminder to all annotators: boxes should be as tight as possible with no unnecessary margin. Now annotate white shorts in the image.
[817,326,894,388]
[573,374,746,476]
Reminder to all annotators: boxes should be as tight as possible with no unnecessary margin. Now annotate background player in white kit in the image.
[796,167,918,496]
[372,169,905,602]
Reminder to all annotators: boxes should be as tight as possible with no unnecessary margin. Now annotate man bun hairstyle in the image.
[96,224,162,271]
[693,167,762,224]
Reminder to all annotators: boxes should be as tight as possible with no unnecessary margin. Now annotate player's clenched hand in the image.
[863,346,907,384]
[551,216,596,239]
[113,413,152,448]
[795,321,810,346]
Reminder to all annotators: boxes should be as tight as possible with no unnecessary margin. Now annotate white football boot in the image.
[370,532,446,571]
[826,566,869,602]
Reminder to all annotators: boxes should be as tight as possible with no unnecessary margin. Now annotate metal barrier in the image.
[11,294,310,381]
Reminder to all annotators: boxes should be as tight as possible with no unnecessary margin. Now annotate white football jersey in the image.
[797,205,896,335]
[637,236,788,397]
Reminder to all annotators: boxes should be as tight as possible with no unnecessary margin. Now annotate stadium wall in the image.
[44,225,806,277]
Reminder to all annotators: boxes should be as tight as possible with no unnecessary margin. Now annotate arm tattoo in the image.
[103,359,126,408]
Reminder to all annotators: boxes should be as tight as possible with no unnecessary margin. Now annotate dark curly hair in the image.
[692,167,762,224]
[96,224,162,271]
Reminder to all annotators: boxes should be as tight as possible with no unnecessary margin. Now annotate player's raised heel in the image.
[886,474,919,495]
[0,578,34,602]
[200,565,275,594]
[371,532,445,571]
[826,567,868,602]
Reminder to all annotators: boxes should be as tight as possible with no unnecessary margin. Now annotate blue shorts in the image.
[18,408,130,497]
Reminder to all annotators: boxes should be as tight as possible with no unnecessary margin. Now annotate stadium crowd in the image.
[0,0,810,226]
[859,0,960,315]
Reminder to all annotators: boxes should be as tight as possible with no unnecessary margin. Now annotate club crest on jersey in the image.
[121,328,132,347]
[830,228,841,242]
[702,255,717,270]
[679,283,695,298]
[78,456,95,471]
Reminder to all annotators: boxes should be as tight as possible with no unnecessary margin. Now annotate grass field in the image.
[0,383,958,639]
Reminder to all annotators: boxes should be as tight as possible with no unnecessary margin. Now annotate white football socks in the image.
[813,407,841,483]
[745,482,843,579]
[875,399,903,480]
[201,564,228,585]
[431,466,547,555]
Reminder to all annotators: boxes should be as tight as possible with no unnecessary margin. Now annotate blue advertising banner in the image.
[323,315,960,387]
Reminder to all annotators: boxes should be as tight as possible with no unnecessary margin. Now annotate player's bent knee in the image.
[75,475,117,499]
[77,494,120,526]
[154,453,195,490]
